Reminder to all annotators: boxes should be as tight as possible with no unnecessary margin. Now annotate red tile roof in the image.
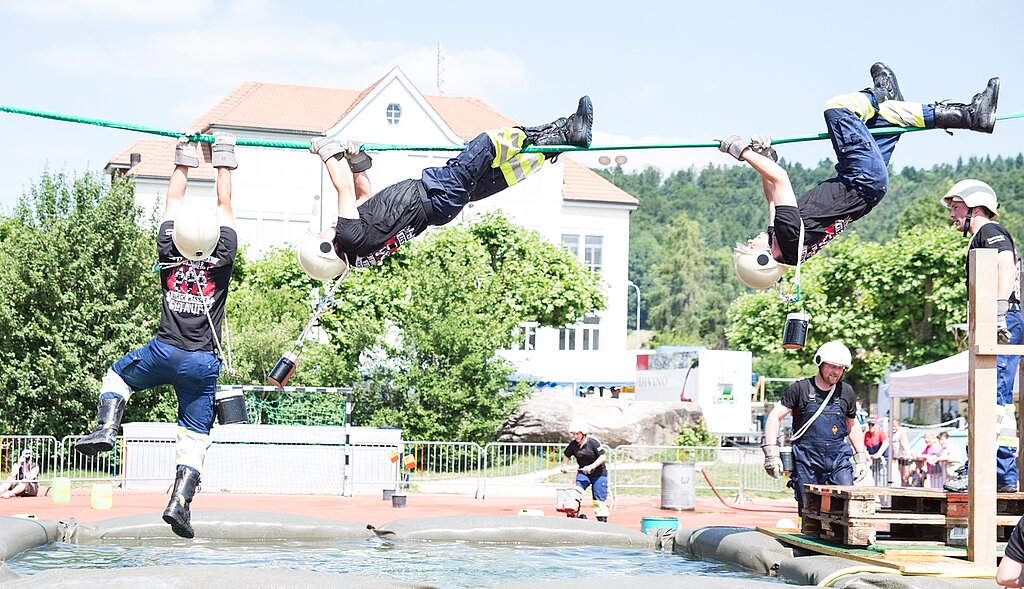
[107,78,637,206]
[108,139,215,181]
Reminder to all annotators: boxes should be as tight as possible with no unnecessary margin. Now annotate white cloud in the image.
[0,0,214,21]
[22,16,529,103]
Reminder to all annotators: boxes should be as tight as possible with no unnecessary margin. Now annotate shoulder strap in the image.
[790,379,837,442]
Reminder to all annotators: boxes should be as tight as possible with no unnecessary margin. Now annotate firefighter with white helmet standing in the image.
[762,340,869,513]
[942,179,1022,493]
[562,418,610,522]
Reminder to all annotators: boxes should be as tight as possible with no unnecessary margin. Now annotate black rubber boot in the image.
[597,516,608,523]
[163,465,201,539]
[933,77,1000,133]
[74,397,126,456]
[867,62,902,104]
[519,96,593,150]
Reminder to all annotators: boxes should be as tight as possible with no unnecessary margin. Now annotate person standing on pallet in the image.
[762,341,870,513]
[941,179,1023,493]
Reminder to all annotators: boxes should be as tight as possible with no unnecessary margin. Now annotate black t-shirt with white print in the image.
[334,179,430,269]
[773,179,875,266]
[155,220,238,352]
[967,221,1020,304]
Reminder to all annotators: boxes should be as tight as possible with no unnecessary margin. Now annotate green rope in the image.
[2,103,1022,153]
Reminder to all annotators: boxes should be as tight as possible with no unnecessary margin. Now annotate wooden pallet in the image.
[801,485,1023,546]
[803,484,1024,518]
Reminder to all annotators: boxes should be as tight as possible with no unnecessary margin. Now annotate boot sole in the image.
[74,440,114,456]
[870,63,902,102]
[981,78,1000,133]
[574,96,594,148]
[162,512,195,539]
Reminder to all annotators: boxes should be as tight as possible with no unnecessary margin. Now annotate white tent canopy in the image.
[886,351,1018,399]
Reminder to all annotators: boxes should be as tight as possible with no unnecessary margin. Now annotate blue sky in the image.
[1,0,1021,212]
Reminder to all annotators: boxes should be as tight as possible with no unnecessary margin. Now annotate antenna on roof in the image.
[436,42,446,95]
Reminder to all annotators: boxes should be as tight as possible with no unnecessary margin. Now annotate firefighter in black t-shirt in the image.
[941,179,1023,494]
[74,132,240,539]
[762,341,870,513]
[295,96,594,280]
[726,63,1000,290]
[562,418,609,522]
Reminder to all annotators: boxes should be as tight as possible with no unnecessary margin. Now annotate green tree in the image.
[0,171,170,436]
[321,213,605,443]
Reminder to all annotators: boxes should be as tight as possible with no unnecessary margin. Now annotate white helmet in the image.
[568,418,589,435]
[297,234,349,281]
[172,200,220,261]
[733,243,788,289]
[813,340,852,369]
[941,179,998,219]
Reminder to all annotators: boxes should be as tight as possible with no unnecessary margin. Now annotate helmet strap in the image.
[963,207,973,237]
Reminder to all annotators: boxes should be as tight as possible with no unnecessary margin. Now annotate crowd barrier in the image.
[0,433,792,502]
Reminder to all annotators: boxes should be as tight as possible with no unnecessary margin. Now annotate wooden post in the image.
[967,248,998,564]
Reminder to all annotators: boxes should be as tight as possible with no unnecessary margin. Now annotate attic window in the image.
[386,103,402,125]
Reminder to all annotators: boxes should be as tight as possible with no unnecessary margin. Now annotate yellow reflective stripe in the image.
[823,92,875,122]
[488,127,527,169]
[499,153,546,186]
[878,100,926,128]
[998,405,1019,447]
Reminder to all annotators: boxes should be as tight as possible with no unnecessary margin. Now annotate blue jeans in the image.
[111,337,221,435]
[824,107,900,205]
[955,309,1023,486]
[420,133,507,226]
[997,310,1024,485]
[575,471,608,502]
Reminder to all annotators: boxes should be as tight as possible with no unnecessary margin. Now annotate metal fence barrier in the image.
[2,433,791,502]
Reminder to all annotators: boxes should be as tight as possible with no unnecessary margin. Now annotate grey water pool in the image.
[7,538,784,587]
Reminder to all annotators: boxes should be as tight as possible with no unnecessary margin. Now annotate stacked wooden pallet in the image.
[800,484,1022,546]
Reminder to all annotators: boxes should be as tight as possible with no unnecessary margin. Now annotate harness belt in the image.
[416,180,438,226]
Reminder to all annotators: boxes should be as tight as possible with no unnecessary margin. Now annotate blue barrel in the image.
[641,516,679,533]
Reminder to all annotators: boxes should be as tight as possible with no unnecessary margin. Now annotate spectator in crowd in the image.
[1,450,39,499]
[937,431,964,481]
[889,418,915,486]
[921,431,945,488]
[864,416,890,486]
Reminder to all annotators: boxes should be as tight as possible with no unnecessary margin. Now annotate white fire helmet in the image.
[733,243,788,289]
[568,418,589,436]
[941,179,998,219]
[813,340,852,369]
[297,233,349,281]
[172,200,220,261]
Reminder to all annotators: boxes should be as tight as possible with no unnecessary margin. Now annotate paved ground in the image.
[0,488,798,531]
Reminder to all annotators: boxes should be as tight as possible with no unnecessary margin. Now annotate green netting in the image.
[245,391,348,426]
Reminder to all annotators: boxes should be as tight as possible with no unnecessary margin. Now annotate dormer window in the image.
[386,103,402,126]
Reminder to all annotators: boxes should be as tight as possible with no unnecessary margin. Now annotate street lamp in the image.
[627,280,641,349]
[598,154,628,183]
